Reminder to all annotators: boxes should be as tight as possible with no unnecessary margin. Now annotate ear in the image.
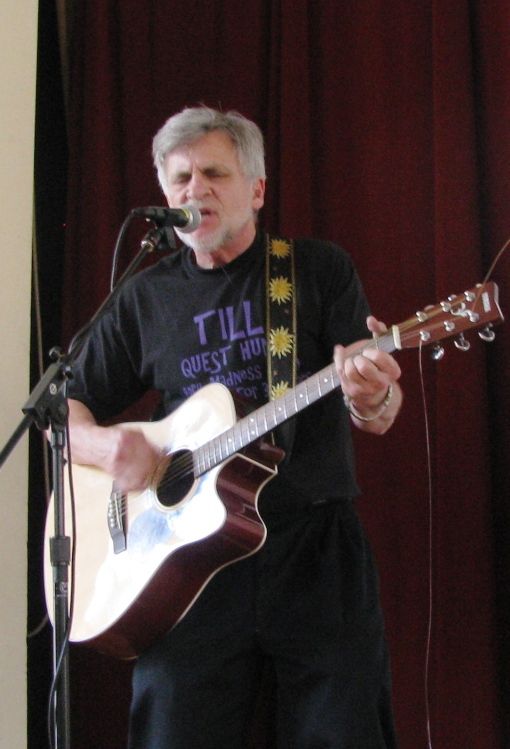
[252,178,266,211]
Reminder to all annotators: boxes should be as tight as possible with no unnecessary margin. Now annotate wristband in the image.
[343,384,393,422]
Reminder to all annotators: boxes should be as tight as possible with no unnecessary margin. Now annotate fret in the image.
[226,430,236,459]
[212,435,220,465]
[192,448,199,475]
[311,373,322,400]
[267,403,278,430]
[286,389,298,417]
[211,439,219,468]
[194,363,341,475]
[241,416,252,447]
[261,406,269,433]
[275,400,285,425]
[316,370,330,398]
[360,330,397,357]
[235,423,244,451]
[306,376,317,402]
[205,441,215,471]
[258,406,268,432]
[217,433,228,463]
[258,404,269,433]
[193,354,372,478]
[209,438,218,467]
[202,440,211,470]
[255,408,266,437]
[219,434,227,461]
[295,381,307,409]
[225,427,237,454]
[225,426,238,455]
[193,448,202,475]
[247,413,259,441]
[195,445,206,474]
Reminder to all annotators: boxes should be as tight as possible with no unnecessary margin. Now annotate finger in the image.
[336,344,381,382]
[366,315,388,335]
[333,344,349,375]
[345,353,389,390]
[360,348,402,380]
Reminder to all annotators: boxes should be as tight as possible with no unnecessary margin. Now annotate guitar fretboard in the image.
[193,329,398,477]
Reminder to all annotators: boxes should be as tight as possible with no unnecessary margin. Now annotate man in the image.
[67,106,402,748]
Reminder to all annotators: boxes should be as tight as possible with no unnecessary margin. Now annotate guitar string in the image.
[127,278,503,500]
[150,363,344,495]
[138,304,465,495]
[119,241,510,500]
[149,308,459,496]
[147,370,326,492]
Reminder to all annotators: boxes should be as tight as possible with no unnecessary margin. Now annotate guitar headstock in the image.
[395,282,504,353]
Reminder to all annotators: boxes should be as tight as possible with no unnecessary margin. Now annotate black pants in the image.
[128,501,397,748]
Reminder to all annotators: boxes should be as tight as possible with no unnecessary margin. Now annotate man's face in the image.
[163,130,265,258]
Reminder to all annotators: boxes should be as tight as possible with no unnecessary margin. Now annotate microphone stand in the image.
[0,219,175,749]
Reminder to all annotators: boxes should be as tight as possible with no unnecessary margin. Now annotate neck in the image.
[192,223,257,269]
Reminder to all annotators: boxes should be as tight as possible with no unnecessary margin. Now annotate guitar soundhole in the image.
[156,449,195,509]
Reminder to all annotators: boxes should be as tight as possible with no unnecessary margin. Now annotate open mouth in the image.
[199,207,214,218]
[197,207,219,226]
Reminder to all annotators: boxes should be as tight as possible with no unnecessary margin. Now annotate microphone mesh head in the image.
[179,204,202,233]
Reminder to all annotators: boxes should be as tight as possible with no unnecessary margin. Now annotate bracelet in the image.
[343,384,393,422]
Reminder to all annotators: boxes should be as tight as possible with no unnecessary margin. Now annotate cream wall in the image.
[0,1,38,748]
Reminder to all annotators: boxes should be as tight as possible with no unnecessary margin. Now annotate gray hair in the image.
[152,106,266,193]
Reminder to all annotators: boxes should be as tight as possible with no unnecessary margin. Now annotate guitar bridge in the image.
[108,483,127,554]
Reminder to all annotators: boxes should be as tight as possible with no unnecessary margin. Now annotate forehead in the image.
[164,130,241,172]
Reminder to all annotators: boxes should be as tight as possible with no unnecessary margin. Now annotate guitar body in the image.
[44,383,282,659]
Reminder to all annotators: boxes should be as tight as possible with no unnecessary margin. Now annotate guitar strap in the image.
[265,235,297,460]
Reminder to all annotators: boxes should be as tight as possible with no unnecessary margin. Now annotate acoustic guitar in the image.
[44,282,503,658]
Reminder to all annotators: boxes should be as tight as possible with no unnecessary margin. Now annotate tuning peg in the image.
[454,333,471,351]
[479,324,496,343]
[431,344,445,361]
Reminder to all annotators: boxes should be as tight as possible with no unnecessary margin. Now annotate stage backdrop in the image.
[35,2,510,748]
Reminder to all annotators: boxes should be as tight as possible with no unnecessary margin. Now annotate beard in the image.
[175,208,256,256]
[176,224,235,254]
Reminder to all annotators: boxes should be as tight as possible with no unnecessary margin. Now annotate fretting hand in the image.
[333,316,403,433]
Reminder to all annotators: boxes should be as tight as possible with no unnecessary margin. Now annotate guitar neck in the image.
[190,280,504,477]
[194,327,400,476]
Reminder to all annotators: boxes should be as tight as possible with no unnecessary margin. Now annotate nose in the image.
[186,171,211,201]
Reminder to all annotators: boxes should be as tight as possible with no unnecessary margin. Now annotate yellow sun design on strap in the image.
[270,239,291,258]
[271,380,290,399]
[269,326,294,358]
[269,276,293,304]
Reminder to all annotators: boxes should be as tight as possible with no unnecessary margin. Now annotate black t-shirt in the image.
[67,232,371,511]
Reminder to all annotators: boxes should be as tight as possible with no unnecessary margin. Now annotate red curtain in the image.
[60,2,510,747]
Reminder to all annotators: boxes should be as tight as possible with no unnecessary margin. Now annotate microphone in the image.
[133,204,201,233]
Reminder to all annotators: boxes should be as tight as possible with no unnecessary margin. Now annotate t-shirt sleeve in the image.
[321,244,371,349]
[67,294,148,421]
[295,239,371,353]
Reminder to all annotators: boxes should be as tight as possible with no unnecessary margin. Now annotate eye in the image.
[203,167,229,179]
[170,172,191,185]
